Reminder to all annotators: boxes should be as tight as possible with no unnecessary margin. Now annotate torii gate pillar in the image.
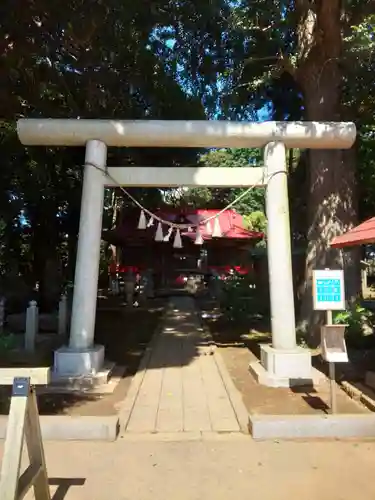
[249,142,312,387]
[17,119,356,387]
[54,140,107,377]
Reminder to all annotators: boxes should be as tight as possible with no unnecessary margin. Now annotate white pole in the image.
[58,294,68,336]
[69,140,107,349]
[25,300,38,352]
[265,142,296,350]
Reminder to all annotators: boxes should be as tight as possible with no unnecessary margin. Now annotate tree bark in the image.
[295,1,359,341]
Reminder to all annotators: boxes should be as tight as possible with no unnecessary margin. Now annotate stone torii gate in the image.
[17,119,356,387]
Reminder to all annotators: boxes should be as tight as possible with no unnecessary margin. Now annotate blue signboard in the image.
[313,270,345,311]
[316,279,341,303]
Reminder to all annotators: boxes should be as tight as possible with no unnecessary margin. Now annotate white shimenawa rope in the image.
[85,162,267,230]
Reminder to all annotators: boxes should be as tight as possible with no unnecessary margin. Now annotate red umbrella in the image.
[330,217,375,248]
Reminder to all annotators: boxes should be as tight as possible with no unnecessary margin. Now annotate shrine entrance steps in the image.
[119,296,248,435]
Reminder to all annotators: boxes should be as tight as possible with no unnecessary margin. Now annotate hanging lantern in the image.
[212,216,222,237]
[155,222,163,241]
[163,227,173,242]
[173,229,183,249]
[194,229,203,245]
[205,220,212,234]
[147,216,154,227]
[138,209,147,229]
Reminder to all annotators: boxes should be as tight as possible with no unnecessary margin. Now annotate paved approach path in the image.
[119,295,247,434]
[5,296,375,500]
[16,437,375,500]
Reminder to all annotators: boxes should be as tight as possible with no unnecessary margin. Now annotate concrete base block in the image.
[249,344,317,388]
[249,361,325,388]
[47,362,125,394]
[261,344,312,378]
[249,413,375,440]
[54,344,105,377]
[0,415,119,441]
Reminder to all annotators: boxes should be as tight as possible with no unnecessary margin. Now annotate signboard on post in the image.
[313,269,347,415]
[312,269,345,311]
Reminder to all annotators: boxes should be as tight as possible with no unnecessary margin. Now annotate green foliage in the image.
[358,131,375,220]
[178,148,266,218]
[0,0,225,294]
[243,211,267,248]
[334,302,374,349]
[243,211,267,233]
[0,333,18,353]
[220,274,267,323]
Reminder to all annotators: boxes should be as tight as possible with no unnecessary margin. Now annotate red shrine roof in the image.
[111,208,263,242]
[107,208,263,274]
[156,208,263,241]
[330,217,375,248]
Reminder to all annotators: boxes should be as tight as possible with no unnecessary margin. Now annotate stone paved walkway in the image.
[120,296,246,434]
[17,437,375,499]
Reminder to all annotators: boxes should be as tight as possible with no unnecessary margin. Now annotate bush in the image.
[334,302,374,349]
[220,273,267,322]
[0,332,18,353]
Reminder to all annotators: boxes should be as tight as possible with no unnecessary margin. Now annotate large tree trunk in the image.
[295,1,359,341]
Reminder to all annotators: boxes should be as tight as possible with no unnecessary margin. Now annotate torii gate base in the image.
[17,119,356,388]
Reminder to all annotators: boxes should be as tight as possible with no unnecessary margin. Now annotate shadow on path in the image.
[49,477,86,500]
